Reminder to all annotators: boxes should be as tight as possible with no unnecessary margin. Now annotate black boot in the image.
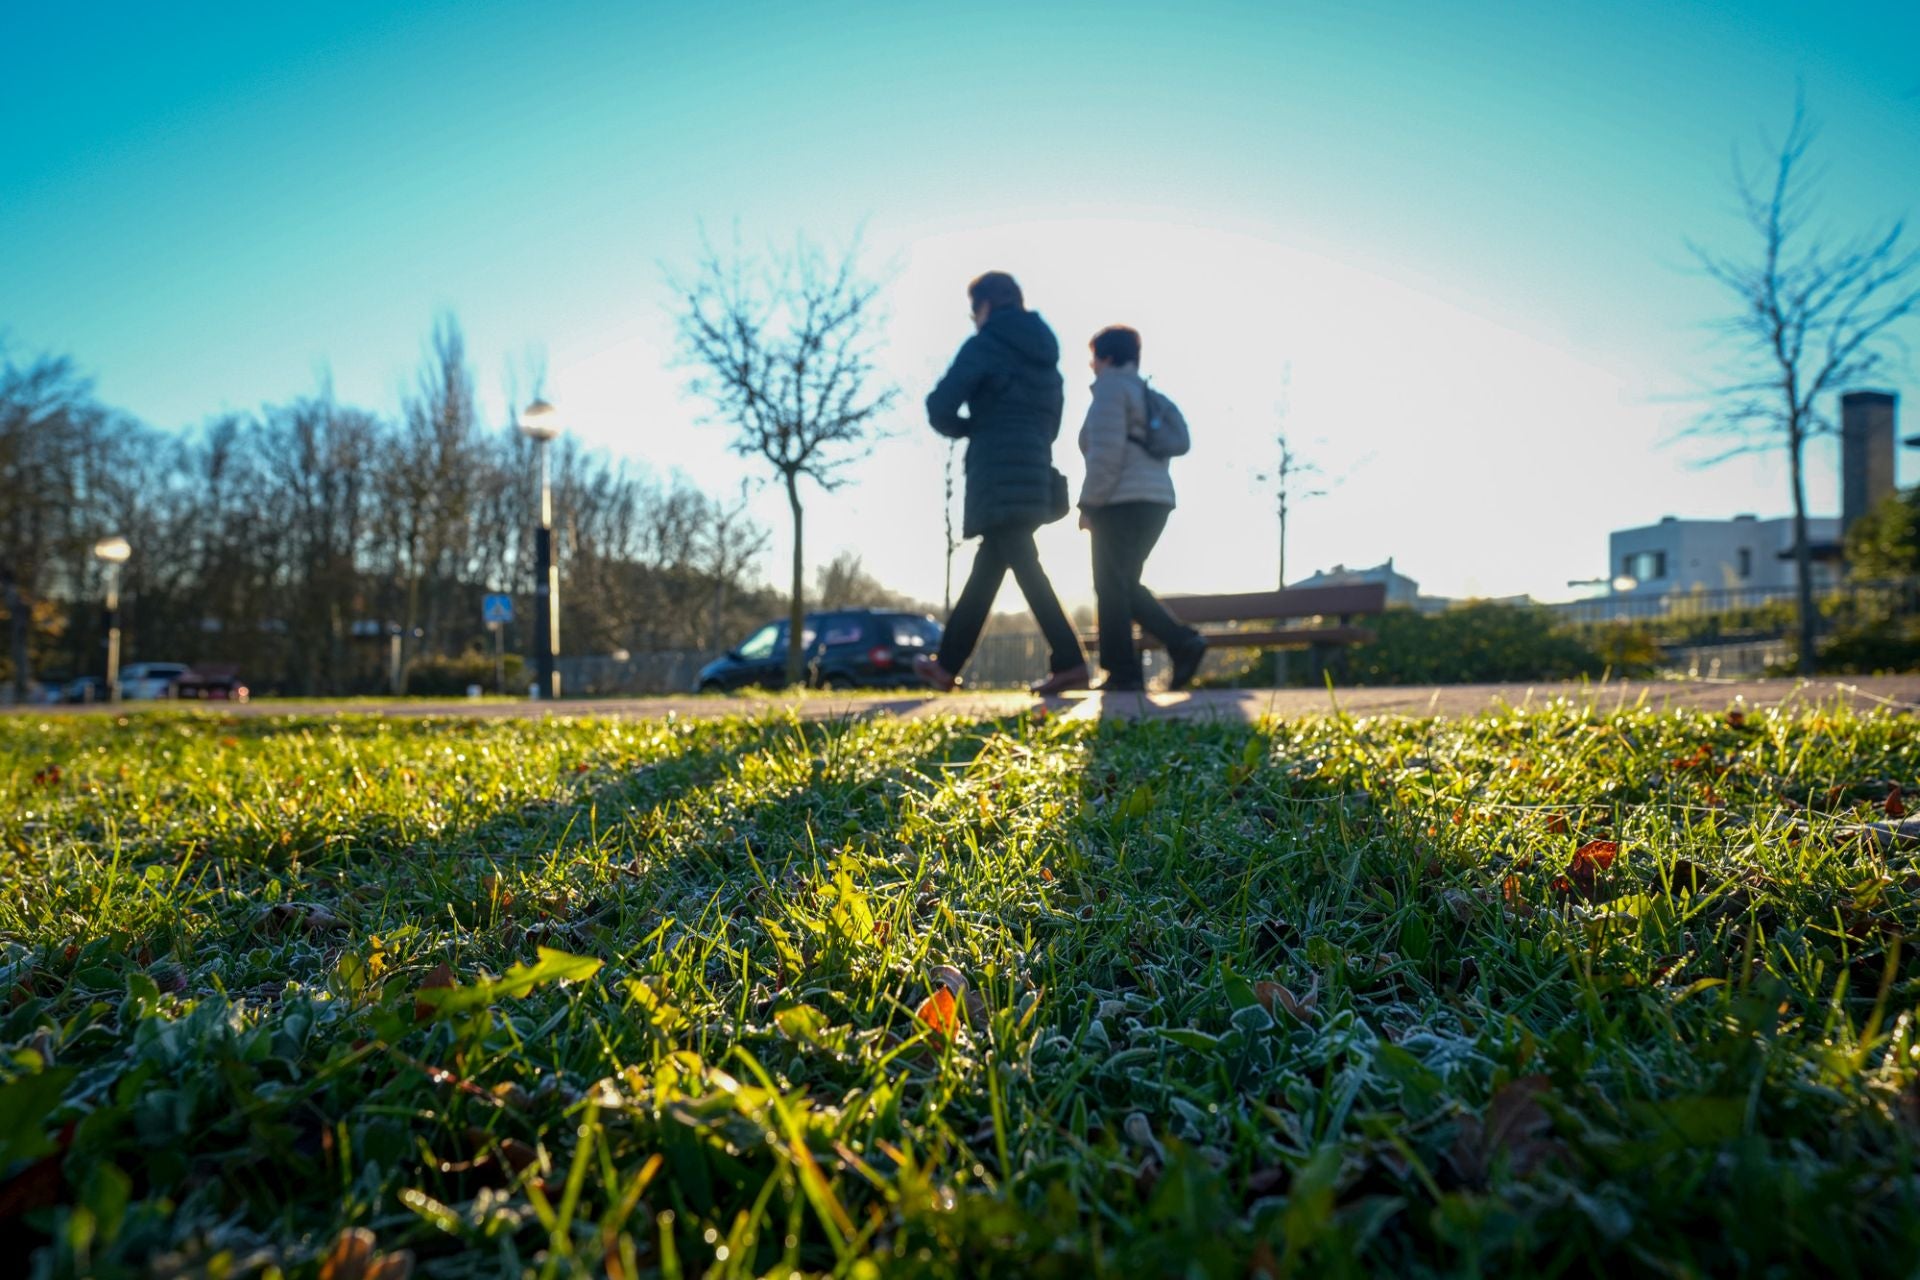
[1168,636,1208,691]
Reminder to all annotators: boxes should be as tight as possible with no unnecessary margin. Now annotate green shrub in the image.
[1345,603,1629,684]
[1814,617,1920,674]
[1207,603,1659,688]
[404,649,525,696]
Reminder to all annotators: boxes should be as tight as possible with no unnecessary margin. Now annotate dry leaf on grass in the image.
[1254,976,1318,1022]
[319,1228,414,1280]
[253,902,346,937]
[1448,1075,1561,1187]
[413,962,456,1023]
[1561,840,1618,900]
[916,987,957,1039]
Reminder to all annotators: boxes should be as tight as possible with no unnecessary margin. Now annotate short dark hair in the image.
[1090,325,1141,366]
[968,271,1024,312]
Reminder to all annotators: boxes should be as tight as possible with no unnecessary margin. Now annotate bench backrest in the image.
[1160,583,1388,625]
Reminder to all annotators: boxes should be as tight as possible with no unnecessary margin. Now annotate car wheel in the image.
[822,674,855,691]
[699,681,724,694]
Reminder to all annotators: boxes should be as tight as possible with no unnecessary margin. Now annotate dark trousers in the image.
[940,524,1084,675]
[1089,502,1199,685]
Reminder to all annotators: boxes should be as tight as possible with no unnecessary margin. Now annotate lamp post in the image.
[93,536,131,703]
[518,398,562,700]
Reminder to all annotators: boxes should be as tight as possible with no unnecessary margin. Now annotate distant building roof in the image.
[1291,558,1420,605]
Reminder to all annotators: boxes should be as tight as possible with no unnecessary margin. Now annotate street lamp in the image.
[518,398,562,700]
[92,536,131,703]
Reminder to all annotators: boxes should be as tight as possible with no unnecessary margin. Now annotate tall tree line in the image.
[0,319,774,698]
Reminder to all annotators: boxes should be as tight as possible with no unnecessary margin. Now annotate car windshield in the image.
[737,624,780,661]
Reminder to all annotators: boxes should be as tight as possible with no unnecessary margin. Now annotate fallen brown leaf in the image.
[414,962,456,1024]
[1562,840,1618,900]
[1448,1075,1561,1187]
[1255,976,1319,1022]
[319,1227,414,1280]
[916,988,957,1040]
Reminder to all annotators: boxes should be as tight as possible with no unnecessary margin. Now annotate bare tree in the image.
[815,550,914,611]
[383,314,482,663]
[259,391,382,691]
[1687,100,1920,674]
[1256,434,1327,590]
[699,482,768,651]
[942,440,958,616]
[1253,373,1326,589]
[672,235,896,683]
[0,351,93,697]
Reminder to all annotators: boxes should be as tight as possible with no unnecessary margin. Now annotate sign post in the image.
[481,595,515,696]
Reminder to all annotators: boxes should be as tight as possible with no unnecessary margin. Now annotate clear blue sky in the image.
[5,0,1918,610]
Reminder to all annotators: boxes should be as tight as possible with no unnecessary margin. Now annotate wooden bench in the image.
[1088,583,1388,680]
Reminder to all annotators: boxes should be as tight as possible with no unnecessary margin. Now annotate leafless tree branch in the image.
[1679,95,1920,672]
[670,232,897,682]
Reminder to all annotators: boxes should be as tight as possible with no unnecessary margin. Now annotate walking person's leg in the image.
[1110,503,1208,689]
[997,526,1088,688]
[927,534,1009,685]
[1089,507,1145,689]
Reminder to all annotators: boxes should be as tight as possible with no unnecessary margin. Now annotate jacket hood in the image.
[981,309,1060,366]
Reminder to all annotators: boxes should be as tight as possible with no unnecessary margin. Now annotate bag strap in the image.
[1126,375,1153,449]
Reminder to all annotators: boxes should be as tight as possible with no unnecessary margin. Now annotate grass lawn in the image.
[3,701,1919,1277]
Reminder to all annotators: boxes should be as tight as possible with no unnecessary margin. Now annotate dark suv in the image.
[697,609,943,692]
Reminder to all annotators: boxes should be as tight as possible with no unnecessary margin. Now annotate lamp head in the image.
[1611,575,1638,593]
[93,536,132,565]
[518,398,561,442]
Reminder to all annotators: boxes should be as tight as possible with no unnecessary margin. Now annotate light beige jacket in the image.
[1077,365,1175,510]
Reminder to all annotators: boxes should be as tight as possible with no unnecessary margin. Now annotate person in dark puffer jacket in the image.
[917,272,1090,695]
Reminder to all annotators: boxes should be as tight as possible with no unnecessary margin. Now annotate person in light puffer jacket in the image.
[1076,325,1206,692]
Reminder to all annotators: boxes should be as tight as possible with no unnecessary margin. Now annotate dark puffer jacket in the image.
[926,309,1065,538]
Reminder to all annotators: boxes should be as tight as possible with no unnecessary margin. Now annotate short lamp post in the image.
[93,536,132,703]
[518,398,562,700]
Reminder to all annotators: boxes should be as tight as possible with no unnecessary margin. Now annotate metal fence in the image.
[1549,579,1920,629]
[558,650,715,696]
[1666,640,1795,678]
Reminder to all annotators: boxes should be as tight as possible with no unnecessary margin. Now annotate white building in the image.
[1290,558,1421,607]
[1289,559,1535,612]
[1608,515,1841,597]
[1594,391,1900,600]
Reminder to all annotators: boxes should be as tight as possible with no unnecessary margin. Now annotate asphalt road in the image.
[14,676,1920,723]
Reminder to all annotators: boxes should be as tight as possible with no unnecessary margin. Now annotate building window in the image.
[1623,550,1666,581]
[1738,548,1752,579]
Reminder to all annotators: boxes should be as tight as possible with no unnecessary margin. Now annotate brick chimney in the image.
[1842,391,1897,533]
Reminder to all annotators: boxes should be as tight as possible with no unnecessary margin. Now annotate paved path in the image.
[1053,676,1920,722]
[16,676,1920,724]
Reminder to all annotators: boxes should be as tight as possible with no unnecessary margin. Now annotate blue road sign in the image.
[482,594,515,626]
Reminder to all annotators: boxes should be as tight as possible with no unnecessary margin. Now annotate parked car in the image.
[61,676,107,704]
[697,609,943,692]
[118,662,191,700]
[175,664,250,702]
